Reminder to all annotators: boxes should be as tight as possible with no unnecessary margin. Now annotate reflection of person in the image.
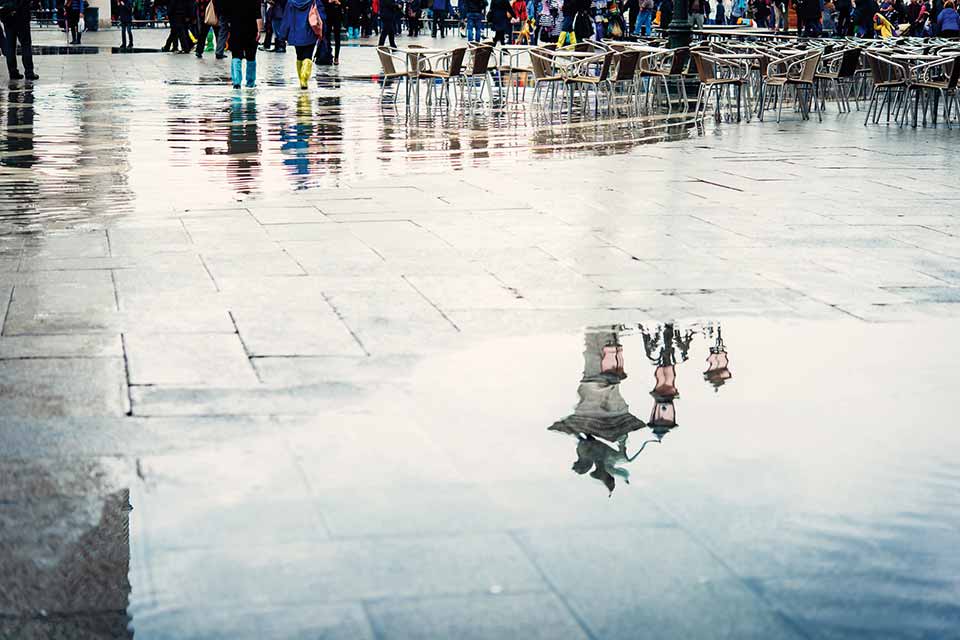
[281,94,314,187]
[2,0,38,79]
[572,435,631,496]
[225,95,261,193]
[2,88,35,169]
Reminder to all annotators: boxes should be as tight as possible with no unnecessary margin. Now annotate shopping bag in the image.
[205,29,214,50]
[205,0,218,26]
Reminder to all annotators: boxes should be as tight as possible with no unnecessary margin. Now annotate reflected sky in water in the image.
[6,318,956,638]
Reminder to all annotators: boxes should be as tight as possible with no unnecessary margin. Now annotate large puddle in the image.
[3,318,958,638]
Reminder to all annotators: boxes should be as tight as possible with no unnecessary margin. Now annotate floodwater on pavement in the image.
[0,67,694,231]
[4,318,959,638]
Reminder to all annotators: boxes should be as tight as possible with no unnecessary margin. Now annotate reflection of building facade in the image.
[0,463,133,638]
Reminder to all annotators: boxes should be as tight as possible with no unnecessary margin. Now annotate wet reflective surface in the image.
[0,61,693,231]
[4,318,959,639]
[5,41,960,639]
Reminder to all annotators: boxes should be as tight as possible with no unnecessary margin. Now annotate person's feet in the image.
[9,70,24,80]
[334,57,339,65]
[25,72,39,81]
[215,54,226,59]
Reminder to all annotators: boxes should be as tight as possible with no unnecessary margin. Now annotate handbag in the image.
[309,3,325,37]
[204,1,218,26]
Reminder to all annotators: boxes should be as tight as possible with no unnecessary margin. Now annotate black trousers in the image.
[432,9,446,35]
[2,10,34,74]
[378,24,396,46]
[67,7,82,43]
[295,43,315,60]
[328,15,342,59]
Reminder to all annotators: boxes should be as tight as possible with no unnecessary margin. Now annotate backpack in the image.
[308,1,325,36]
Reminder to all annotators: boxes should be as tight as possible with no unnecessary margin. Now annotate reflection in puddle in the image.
[552,323,732,494]
[0,75,692,230]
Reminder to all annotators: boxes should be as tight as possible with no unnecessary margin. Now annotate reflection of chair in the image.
[376,46,408,104]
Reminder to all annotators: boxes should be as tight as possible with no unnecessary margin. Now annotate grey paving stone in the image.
[0,334,122,359]
[124,333,257,387]
[129,602,374,640]
[201,250,307,280]
[129,382,374,416]
[0,358,127,417]
[515,527,808,640]
[136,534,546,608]
[230,308,365,357]
[366,592,590,640]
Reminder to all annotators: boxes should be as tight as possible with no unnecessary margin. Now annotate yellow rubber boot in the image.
[300,59,313,89]
[295,59,303,87]
[557,32,567,47]
[569,33,577,45]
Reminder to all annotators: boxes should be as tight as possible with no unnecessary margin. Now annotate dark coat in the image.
[488,0,514,29]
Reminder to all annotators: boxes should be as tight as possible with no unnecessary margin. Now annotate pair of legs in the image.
[328,16,342,62]
[635,9,652,35]
[68,7,82,44]
[121,22,134,47]
[196,7,226,57]
[691,13,705,29]
[2,10,35,78]
[378,25,396,47]
[295,43,316,89]
[231,39,258,88]
[556,14,576,46]
[466,12,483,41]
[492,28,509,44]
[216,18,230,57]
[432,9,446,36]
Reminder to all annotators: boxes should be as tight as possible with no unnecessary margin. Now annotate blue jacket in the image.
[277,0,325,46]
[938,6,960,29]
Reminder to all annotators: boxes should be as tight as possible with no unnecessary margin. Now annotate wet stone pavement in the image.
[3,31,960,640]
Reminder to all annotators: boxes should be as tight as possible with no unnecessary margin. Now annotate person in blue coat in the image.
[277,0,325,88]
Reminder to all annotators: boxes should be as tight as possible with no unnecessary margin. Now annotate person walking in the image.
[118,0,134,47]
[277,0,325,88]
[270,0,288,51]
[346,0,362,36]
[938,0,960,33]
[224,0,262,87]
[714,0,725,22]
[1,0,36,79]
[323,0,342,63]
[195,0,217,57]
[464,0,487,40]
[65,0,85,44]
[658,0,673,28]
[488,0,515,42]
[431,0,449,35]
[556,0,577,44]
[635,0,653,33]
[377,0,398,44]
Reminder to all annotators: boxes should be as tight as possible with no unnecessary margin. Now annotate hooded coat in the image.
[277,0,325,45]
